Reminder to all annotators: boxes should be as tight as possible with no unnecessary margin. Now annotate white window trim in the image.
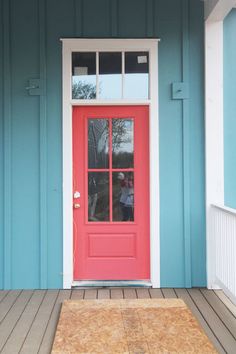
[61,38,160,288]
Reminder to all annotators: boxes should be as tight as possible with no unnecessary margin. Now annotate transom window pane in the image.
[99,52,122,99]
[72,52,96,99]
[72,51,150,101]
[124,52,149,99]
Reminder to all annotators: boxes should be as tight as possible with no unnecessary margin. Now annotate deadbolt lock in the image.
[74,203,80,209]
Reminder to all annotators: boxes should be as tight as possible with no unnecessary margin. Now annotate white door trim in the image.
[61,38,160,288]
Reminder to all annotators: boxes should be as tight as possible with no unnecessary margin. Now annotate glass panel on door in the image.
[87,117,135,223]
[112,119,134,168]
[88,172,109,222]
[112,172,134,222]
[88,119,109,169]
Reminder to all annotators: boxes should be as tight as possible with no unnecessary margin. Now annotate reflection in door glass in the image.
[112,119,134,168]
[88,119,109,169]
[88,172,109,222]
[113,172,134,222]
[72,52,96,99]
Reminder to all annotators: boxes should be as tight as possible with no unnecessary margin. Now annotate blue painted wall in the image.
[0,0,206,289]
[224,9,236,209]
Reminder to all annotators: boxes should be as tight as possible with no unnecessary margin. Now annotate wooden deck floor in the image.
[0,288,236,353]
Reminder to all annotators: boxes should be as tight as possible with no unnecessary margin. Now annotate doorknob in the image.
[74,203,80,209]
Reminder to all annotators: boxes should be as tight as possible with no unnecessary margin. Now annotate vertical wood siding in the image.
[0,0,206,289]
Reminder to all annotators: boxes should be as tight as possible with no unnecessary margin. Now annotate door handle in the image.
[74,203,80,209]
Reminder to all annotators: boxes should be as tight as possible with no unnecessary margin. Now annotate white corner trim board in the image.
[61,38,160,289]
[205,22,224,289]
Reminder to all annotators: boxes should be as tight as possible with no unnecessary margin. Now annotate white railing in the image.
[211,204,236,304]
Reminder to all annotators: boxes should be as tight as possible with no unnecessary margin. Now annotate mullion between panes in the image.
[96,52,99,99]
[122,51,125,99]
[109,118,113,222]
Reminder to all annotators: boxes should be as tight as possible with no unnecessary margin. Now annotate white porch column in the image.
[205,20,224,289]
[205,1,236,289]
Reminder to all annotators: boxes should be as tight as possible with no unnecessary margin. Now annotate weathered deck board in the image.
[97,289,110,299]
[188,288,236,354]
[0,290,21,323]
[201,289,236,339]
[38,290,71,354]
[0,288,235,354]
[123,288,137,299]
[1,290,45,354]
[136,288,150,298]
[110,288,123,299]
[149,288,163,298]
[84,289,98,299]
[70,289,84,299]
[0,290,34,352]
[175,288,226,354]
[214,289,236,318]
[19,290,59,354]
[0,291,9,303]
[161,288,177,298]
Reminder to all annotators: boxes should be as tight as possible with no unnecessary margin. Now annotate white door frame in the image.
[61,38,160,288]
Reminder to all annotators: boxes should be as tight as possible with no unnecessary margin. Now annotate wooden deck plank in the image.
[1,291,45,354]
[97,289,110,299]
[215,290,236,318]
[175,288,225,354]
[84,289,98,299]
[38,290,71,354]
[136,288,150,298]
[188,288,236,354]
[0,290,21,323]
[19,290,59,354]
[201,289,236,338]
[70,289,84,300]
[161,288,177,298]
[123,288,137,299]
[149,288,164,298]
[0,291,9,303]
[0,290,33,352]
[110,289,123,299]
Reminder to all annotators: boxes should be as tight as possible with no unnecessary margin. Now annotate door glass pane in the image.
[88,172,109,222]
[99,52,122,99]
[88,119,109,169]
[124,52,149,99]
[113,172,134,222]
[72,52,96,99]
[112,119,134,168]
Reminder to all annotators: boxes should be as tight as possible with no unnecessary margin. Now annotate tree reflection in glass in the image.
[112,119,134,169]
[88,172,109,222]
[88,119,109,169]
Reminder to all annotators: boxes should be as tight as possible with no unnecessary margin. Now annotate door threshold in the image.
[72,280,152,288]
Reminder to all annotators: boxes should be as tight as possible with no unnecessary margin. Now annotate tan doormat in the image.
[52,299,217,353]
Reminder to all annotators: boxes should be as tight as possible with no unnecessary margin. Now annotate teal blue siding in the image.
[224,9,236,209]
[0,0,206,289]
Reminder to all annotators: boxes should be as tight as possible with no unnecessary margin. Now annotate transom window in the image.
[72,51,149,100]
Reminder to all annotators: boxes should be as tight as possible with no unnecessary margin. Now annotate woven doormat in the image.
[52,299,217,353]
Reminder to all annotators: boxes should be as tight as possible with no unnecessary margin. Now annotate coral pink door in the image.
[73,105,150,280]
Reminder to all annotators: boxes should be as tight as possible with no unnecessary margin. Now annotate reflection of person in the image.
[88,176,98,221]
[117,172,134,221]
